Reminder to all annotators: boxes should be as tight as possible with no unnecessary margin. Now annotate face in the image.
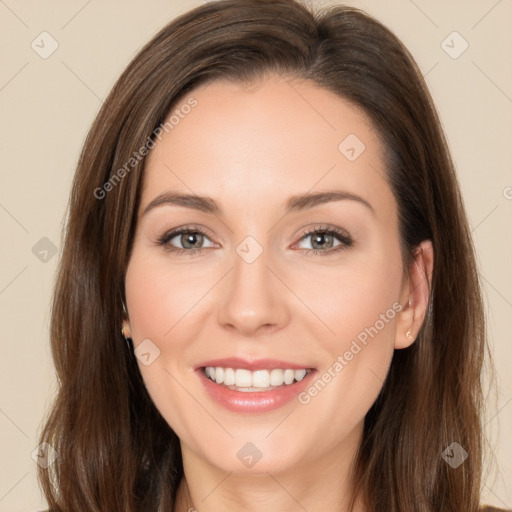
[124,74,429,476]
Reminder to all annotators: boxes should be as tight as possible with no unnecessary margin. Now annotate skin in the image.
[123,73,433,512]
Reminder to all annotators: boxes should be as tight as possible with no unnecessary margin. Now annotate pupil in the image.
[312,232,332,249]
[183,233,202,249]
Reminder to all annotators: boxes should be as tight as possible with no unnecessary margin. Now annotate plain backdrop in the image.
[0,1,511,510]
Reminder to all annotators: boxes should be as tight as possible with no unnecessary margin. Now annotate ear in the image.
[395,239,434,349]
[121,300,132,339]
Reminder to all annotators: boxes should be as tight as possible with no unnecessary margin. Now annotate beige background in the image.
[0,0,511,510]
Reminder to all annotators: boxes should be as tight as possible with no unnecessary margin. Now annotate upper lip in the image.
[195,357,315,371]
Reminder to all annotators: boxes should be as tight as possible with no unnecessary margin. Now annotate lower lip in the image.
[197,368,317,413]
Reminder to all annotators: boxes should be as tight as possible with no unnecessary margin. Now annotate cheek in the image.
[124,250,207,432]
[331,267,401,347]
[294,243,403,417]
[299,242,403,353]
[125,250,205,341]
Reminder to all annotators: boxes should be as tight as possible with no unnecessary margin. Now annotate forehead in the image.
[140,75,395,220]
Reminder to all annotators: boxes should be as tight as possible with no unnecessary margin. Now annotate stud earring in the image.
[406,328,413,340]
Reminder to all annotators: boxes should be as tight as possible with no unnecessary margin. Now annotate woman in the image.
[37,0,508,510]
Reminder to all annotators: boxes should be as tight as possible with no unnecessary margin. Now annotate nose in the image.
[216,249,291,337]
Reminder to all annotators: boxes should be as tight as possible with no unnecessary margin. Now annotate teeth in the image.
[235,369,252,387]
[223,367,236,385]
[284,369,295,385]
[204,366,309,390]
[252,370,269,388]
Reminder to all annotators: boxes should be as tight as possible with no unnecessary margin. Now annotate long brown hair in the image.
[38,1,493,510]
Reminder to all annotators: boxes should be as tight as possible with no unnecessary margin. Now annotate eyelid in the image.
[158,223,216,241]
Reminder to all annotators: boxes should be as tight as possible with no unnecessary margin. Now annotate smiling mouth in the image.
[201,366,314,392]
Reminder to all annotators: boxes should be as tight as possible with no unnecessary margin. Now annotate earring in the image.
[406,328,413,340]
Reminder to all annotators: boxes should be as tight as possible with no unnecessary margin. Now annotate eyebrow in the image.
[141,189,375,217]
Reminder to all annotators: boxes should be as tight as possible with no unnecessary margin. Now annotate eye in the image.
[157,225,215,255]
[294,224,353,256]
[156,223,354,257]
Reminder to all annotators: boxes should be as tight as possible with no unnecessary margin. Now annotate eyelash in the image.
[156,224,354,257]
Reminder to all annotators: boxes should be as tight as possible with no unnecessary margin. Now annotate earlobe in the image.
[122,321,132,340]
[394,239,434,349]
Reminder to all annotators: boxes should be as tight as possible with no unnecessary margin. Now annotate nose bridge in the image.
[216,238,290,335]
